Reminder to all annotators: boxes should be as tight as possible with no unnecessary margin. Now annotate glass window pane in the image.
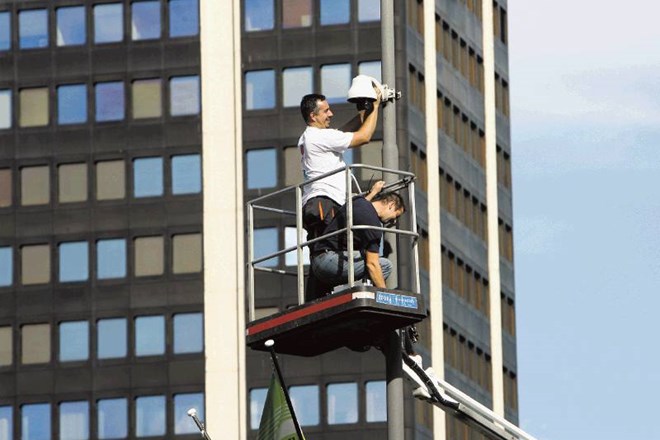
[327,382,358,424]
[245,0,273,32]
[132,79,162,119]
[95,82,125,122]
[0,168,10,207]
[172,154,201,195]
[0,247,12,287]
[135,396,165,437]
[283,146,302,186]
[0,406,12,440]
[282,0,311,28]
[290,385,319,426]
[94,3,124,44]
[358,61,382,82]
[172,233,202,274]
[249,388,267,430]
[21,403,51,440]
[58,84,87,125]
[59,321,89,362]
[21,324,50,364]
[20,165,49,206]
[283,67,312,108]
[174,393,204,434]
[0,12,10,51]
[358,0,381,22]
[96,160,126,200]
[170,75,200,116]
[132,1,161,40]
[59,241,89,283]
[133,157,163,198]
[0,327,11,366]
[366,380,386,422]
[245,70,275,110]
[320,0,349,25]
[19,9,48,49]
[57,6,86,46]
[135,315,165,356]
[169,0,199,37]
[254,227,278,267]
[97,239,127,279]
[97,398,127,439]
[246,148,277,189]
[97,318,127,359]
[21,244,51,285]
[173,312,203,354]
[19,87,49,127]
[59,401,89,440]
[284,227,309,266]
[134,236,164,276]
[0,89,11,129]
[58,163,88,203]
[321,64,351,104]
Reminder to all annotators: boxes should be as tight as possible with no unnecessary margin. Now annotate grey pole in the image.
[381,1,404,440]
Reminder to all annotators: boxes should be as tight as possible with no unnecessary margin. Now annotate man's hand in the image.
[365,251,387,288]
[365,180,385,201]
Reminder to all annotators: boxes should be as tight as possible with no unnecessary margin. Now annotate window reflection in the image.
[97,398,127,439]
[95,81,125,122]
[135,396,165,437]
[97,239,127,280]
[0,12,10,50]
[290,385,319,426]
[245,70,275,110]
[320,0,350,25]
[253,227,278,267]
[59,321,89,362]
[57,6,86,46]
[244,0,274,32]
[19,9,48,49]
[172,154,201,195]
[133,157,164,198]
[170,75,200,116]
[173,312,203,354]
[94,3,124,44]
[59,401,89,440]
[283,67,312,108]
[174,393,204,434]
[135,315,165,356]
[97,318,127,359]
[132,1,161,40]
[366,380,387,422]
[327,382,358,424]
[247,148,277,189]
[358,0,381,22]
[21,403,51,440]
[59,241,89,283]
[249,388,267,429]
[321,64,351,104]
[169,0,200,37]
[58,84,87,125]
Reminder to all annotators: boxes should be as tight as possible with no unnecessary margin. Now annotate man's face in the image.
[309,100,333,128]
[379,201,404,225]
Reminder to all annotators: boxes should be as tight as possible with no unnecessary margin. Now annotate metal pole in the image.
[385,331,404,439]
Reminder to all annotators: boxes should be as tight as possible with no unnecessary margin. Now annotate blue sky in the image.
[510,1,660,438]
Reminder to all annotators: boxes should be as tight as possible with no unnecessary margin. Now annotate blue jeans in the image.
[311,250,392,287]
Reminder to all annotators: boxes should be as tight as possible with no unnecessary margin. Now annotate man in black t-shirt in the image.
[311,192,405,292]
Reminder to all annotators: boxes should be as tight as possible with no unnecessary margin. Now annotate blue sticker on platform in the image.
[376,292,418,309]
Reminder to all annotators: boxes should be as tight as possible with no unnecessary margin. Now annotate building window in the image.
[21,244,51,285]
[19,87,49,127]
[244,0,274,32]
[0,89,10,129]
[131,1,161,40]
[59,321,89,362]
[20,165,49,206]
[94,3,124,44]
[0,406,12,440]
[59,401,89,440]
[358,0,380,22]
[245,70,275,110]
[97,238,127,279]
[246,148,277,189]
[358,61,382,81]
[321,63,351,104]
[253,227,278,267]
[320,0,349,25]
[170,75,200,116]
[57,6,86,46]
[134,236,164,276]
[95,81,125,122]
[249,388,268,429]
[135,396,165,437]
[97,317,127,359]
[172,233,202,274]
[172,154,201,195]
[21,323,50,364]
[284,227,309,266]
[59,241,89,283]
[58,163,88,203]
[290,385,319,426]
[133,157,164,198]
[96,160,126,200]
[0,326,11,366]
[283,146,303,186]
[282,0,312,28]
[0,247,11,287]
[366,380,386,422]
[58,84,87,125]
[132,78,162,119]
[0,12,10,50]
[135,315,165,356]
[19,9,48,49]
[169,0,199,37]
[173,312,203,354]
[21,403,51,440]
[327,382,358,424]
[283,67,312,108]
[0,168,10,207]
[97,398,128,439]
[174,393,204,434]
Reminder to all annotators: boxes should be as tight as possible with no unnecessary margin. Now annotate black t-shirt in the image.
[315,196,382,254]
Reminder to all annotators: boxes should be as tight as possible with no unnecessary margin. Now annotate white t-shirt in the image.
[298,126,353,205]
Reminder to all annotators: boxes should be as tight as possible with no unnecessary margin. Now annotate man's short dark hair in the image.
[300,94,326,123]
[373,192,406,213]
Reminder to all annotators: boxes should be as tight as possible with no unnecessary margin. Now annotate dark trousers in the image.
[302,196,340,301]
